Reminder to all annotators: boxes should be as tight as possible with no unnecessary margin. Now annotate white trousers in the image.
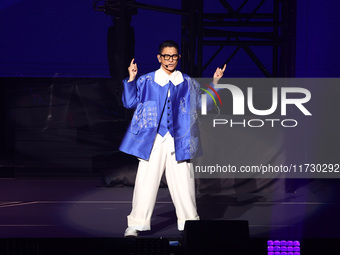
[127,134,199,231]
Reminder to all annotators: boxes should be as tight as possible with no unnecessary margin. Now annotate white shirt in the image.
[154,67,184,87]
[151,67,184,153]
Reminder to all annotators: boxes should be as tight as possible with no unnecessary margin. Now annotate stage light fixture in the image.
[267,240,301,255]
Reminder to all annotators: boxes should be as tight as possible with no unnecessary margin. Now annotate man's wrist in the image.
[213,78,219,85]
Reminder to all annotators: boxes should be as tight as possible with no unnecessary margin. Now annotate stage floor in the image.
[1,178,340,240]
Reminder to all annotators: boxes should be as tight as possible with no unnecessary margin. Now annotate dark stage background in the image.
[0,0,340,185]
[1,0,340,78]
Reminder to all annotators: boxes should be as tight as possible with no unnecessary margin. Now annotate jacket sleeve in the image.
[121,78,140,109]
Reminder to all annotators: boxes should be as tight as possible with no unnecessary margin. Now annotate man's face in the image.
[157,47,181,74]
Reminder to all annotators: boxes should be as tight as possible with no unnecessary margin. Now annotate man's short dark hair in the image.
[158,40,180,54]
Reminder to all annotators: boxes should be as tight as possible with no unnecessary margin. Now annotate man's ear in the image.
[157,54,161,63]
[179,54,181,60]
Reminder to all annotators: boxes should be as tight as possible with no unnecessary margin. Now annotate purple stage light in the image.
[293,241,300,246]
[274,246,281,252]
[267,239,301,255]
[268,246,274,252]
[287,241,294,246]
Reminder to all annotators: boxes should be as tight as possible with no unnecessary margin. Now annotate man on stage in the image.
[119,40,226,237]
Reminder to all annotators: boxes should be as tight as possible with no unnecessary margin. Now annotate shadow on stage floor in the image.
[1,178,340,254]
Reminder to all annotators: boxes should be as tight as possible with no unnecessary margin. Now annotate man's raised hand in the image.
[128,58,138,82]
[213,64,226,84]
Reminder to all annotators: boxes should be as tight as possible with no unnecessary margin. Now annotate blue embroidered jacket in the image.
[119,71,206,161]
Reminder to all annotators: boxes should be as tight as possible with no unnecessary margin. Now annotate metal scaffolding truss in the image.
[93,0,296,77]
